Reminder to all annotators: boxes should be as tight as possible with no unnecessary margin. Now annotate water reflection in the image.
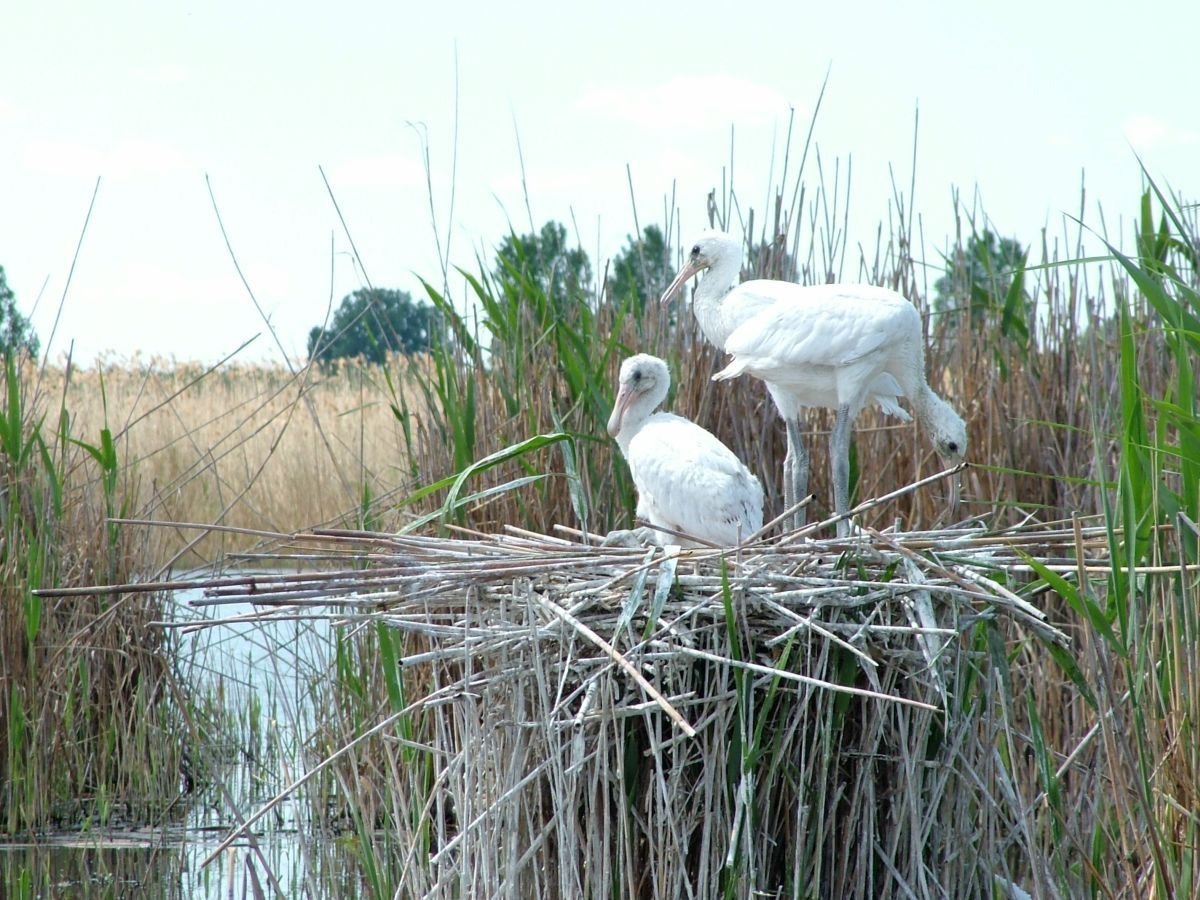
[176,588,333,832]
[0,831,361,899]
[1,584,355,899]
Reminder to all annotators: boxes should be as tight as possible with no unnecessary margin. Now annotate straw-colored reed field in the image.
[27,354,429,568]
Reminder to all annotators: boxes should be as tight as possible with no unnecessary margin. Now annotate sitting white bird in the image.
[661,230,966,537]
[607,354,763,548]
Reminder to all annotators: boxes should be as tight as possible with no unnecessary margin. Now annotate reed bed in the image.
[139,513,1144,898]
[0,353,186,837]
[7,106,1198,897]
[152,168,1194,897]
[0,352,425,838]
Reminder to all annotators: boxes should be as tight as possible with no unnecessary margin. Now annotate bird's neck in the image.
[614,405,653,456]
[912,384,949,426]
[692,257,741,346]
[614,420,643,453]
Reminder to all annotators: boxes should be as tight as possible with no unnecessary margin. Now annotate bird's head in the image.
[931,405,967,467]
[928,397,968,511]
[607,354,670,437]
[659,230,742,307]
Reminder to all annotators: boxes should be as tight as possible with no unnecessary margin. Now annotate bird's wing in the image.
[627,415,763,545]
[725,285,913,368]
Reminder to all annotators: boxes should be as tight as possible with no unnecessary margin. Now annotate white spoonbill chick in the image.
[662,231,966,536]
[607,354,763,548]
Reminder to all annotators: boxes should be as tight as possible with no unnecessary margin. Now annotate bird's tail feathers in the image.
[712,357,751,382]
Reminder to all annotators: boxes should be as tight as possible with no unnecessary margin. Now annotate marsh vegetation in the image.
[1,139,1197,896]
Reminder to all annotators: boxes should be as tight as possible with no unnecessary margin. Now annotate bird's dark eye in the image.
[691,244,700,256]
[946,442,959,454]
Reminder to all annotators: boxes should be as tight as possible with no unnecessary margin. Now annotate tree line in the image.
[0,226,1024,365]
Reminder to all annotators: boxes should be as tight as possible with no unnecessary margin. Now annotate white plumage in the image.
[607,354,763,548]
[661,230,966,536]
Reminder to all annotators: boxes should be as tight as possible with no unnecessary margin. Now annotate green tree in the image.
[0,266,39,358]
[494,222,592,312]
[933,229,1027,323]
[307,287,441,365]
[934,229,1032,377]
[606,225,672,311]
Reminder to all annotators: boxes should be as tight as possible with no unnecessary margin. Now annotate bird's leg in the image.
[831,405,854,538]
[784,417,809,531]
[781,451,794,526]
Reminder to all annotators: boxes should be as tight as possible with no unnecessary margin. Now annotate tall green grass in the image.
[374,244,652,537]
[0,355,188,835]
[1023,178,1200,895]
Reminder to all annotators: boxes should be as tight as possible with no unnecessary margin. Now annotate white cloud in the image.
[490,162,612,198]
[23,139,96,176]
[37,259,311,366]
[23,138,194,178]
[576,74,790,131]
[131,63,190,85]
[108,139,195,177]
[1123,114,1198,150]
[326,154,424,189]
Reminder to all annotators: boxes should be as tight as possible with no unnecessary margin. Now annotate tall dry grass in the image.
[31,354,429,568]
[1,350,432,836]
[0,353,184,834]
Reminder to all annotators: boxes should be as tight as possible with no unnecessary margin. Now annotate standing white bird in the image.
[607,354,764,548]
[660,230,966,537]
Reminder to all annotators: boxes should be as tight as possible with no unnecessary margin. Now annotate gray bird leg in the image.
[831,405,854,537]
[784,417,809,531]
[781,449,795,525]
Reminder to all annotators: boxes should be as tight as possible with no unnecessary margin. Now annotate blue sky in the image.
[2,1,1196,364]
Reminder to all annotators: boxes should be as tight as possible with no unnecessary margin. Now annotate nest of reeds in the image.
[176,508,1087,900]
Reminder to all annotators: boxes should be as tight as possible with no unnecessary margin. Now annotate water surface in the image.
[1,585,355,898]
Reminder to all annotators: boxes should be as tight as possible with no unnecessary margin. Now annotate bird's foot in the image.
[601,527,658,549]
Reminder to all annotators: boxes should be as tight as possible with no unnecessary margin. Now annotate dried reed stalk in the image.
[128,516,1098,898]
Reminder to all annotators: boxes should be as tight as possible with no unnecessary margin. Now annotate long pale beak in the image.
[944,462,963,518]
[607,385,635,437]
[659,260,704,306]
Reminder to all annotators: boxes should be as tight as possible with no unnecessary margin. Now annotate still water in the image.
[0,587,354,898]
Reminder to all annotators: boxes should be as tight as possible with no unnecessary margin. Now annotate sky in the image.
[2,1,1197,366]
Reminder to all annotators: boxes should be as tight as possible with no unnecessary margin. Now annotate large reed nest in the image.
[177,511,1080,900]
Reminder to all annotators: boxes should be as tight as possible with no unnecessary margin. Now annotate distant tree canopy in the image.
[494,222,592,310]
[934,229,1033,374]
[933,230,1027,323]
[307,287,440,365]
[606,225,673,311]
[0,266,39,358]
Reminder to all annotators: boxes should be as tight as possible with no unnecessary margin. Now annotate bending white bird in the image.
[607,354,763,548]
[661,230,966,537]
